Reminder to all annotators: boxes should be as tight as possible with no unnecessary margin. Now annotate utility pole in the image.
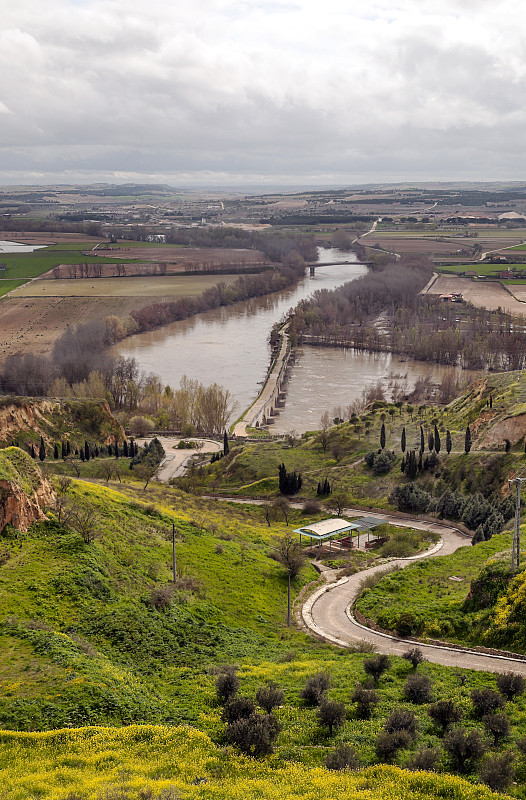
[508,477,526,571]
[172,522,177,582]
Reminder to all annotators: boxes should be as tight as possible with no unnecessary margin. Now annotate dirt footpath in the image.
[136,436,221,482]
[424,275,526,316]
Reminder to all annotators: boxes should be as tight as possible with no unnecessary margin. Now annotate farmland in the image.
[10,274,240,298]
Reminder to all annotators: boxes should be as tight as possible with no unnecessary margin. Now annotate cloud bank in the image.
[1,0,525,185]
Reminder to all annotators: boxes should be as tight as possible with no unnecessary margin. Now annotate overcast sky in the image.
[1,0,526,187]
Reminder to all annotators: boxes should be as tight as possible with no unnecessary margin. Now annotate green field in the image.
[0,280,26,298]
[0,244,141,282]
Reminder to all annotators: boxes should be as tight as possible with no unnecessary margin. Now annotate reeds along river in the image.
[115,249,480,432]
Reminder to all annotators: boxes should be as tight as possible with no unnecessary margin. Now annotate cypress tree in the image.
[223,430,229,456]
[108,443,113,456]
[418,450,423,471]
[84,441,90,461]
[490,395,493,409]
[30,443,36,459]
[123,439,128,457]
[420,426,425,453]
[401,427,406,453]
[80,447,85,462]
[428,432,434,452]
[465,425,472,454]
[130,438,135,457]
[380,423,386,450]
[66,440,71,456]
[54,443,59,460]
[434,424,441,454]
[406,450,418,480]
[401,455,406,473]
[95,445,99,457]
[317,482,321,496]
[446,430,452,455]
[39,436,46,462]
[115,442,120,459]
[61,441,66,460]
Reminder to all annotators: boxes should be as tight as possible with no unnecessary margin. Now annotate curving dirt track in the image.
[303,516,526,675]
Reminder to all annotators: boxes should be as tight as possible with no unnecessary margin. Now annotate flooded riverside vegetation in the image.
[116,249,482,428]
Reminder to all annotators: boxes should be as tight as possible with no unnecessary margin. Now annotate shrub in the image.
[471,688,505,718]
[396,613,417,637]
[148,585,174,611]
[300,672,330,706]
[365,449,396,475]
[480,751,515,792]
[496,671,525,700]
[402,647,426,669]
[406,747,440,772]
[428,700,462,734]
[317,698,346,735]
[443,727,486,773]
[225,712,280,757]
[325,743,360,771]
[216,669,239,704]
[221,696,255,724]
[375,729,412,761]
[363,654,391,684]
[351,684,379,719]
[482,712,510,745]
[463,561,514,611]
[403,673,433,704]
[385,708,417,739]
[256,682,284,714]
[389,484,431,513]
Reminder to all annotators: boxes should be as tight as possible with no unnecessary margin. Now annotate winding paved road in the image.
[302,514,526,675]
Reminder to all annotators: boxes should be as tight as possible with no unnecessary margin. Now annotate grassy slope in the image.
[1,725,513,800]
[3,465,526,795]
[355,532,513,641]
[0,477,326,731]
[196,375,526,506]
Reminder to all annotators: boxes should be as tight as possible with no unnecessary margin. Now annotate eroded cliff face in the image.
[0,447,56,533]
[0,397,124,447]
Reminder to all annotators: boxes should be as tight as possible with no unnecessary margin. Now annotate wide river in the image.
[116,248,480,432]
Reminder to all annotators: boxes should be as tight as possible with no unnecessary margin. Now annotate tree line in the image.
[289,255,526,371]
[0,322,236,435]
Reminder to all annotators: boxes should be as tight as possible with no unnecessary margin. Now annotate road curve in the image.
[303,518,526,675]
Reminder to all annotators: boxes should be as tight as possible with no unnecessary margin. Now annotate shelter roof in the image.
[293,517,359,540]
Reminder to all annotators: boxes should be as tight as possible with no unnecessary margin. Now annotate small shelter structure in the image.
[294,516,387,555]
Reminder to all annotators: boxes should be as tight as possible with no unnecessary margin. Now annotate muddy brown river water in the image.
[115,249,481,431]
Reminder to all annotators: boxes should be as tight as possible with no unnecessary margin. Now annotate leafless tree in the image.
[272,530,307,625]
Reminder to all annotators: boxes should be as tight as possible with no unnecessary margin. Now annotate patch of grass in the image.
[0,280,25,298]
[355,532,512,642]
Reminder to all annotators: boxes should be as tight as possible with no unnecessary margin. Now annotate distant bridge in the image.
[307,260,374,274]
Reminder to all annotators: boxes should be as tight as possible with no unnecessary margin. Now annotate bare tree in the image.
[133,461,159,489]
[70,507,99,544]
[272,531,307,626]
[272,496,291,526]
[318,411,331,452]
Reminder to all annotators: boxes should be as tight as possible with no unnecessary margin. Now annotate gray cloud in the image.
[1,0,525,184]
